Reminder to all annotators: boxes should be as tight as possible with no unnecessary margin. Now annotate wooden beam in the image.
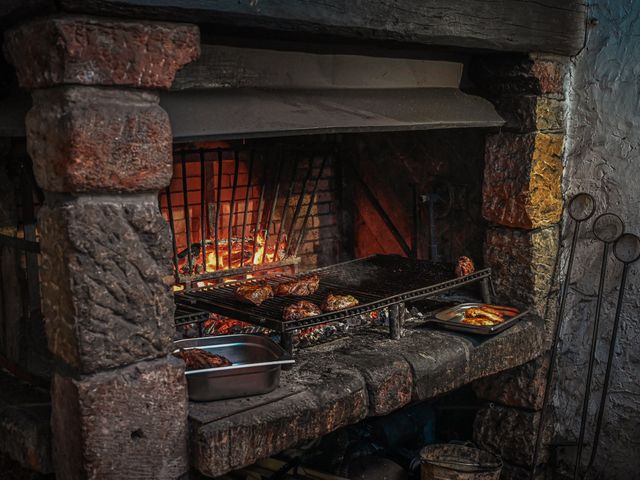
[58,0,586,56]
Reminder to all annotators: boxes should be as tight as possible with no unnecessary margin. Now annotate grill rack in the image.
[175,255,492,352]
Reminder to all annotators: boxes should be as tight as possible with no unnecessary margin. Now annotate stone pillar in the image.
[3,15,199,479]
[468,53,568,479]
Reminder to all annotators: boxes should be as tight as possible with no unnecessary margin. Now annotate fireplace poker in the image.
[586,233,640,473]
[572,212,625,480]
[531,192,595,478]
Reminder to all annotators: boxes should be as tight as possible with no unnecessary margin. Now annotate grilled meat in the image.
[283,300,322,321]
[234,284,274,306]
[275,275,320,296]
[474,305,519,317]
[321,293,359,312]
[173,348,232,370]
[462,307,505,326]
[455,256,475,277]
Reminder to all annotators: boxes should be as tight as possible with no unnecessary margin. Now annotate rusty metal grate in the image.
[161,145,331,285]
[176,254,491,350]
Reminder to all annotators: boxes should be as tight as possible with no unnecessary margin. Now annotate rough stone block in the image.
[4,16,199,90]
[494,95,564,133]
[471,53,567,96]
[473,355,549,410]
[27,87,172,193]
[484,226,558,318]
[483,132,563,229]
[38,198,175,373]
[473,405,549,466]
[51,358,188,480]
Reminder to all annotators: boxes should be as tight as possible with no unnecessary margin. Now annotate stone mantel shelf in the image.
[189,316,544,477]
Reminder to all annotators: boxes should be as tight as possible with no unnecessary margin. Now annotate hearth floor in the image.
[188,315,544,477]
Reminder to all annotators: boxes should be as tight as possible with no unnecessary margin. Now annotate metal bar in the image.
[275,155,298,259]
[199,149,207,272]
[389,302,405,340]
[0,235,40,253]
[286,156,313,257]
[573,242,613,480]
[165,186,180,277]
[252,158,269,262]
[412,183,419,259]
[348,160,413,257]
[214,149,223,270]
[180,151,193,272]
[240,151,255,267]
[228,151,240,269]
[262,151,284,265]
[587,262,630,471]
[294,155,327,256]
[176,257,301,283]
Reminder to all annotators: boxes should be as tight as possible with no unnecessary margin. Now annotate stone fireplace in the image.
[0,2,600,480]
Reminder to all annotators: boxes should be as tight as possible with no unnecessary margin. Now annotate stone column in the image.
[468,53,568,479]
[3,16,199,479]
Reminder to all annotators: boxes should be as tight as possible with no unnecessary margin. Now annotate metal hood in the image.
[161,45,504,141]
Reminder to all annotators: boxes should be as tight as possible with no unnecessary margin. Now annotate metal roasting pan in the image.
[426,303,528,335]
[173,334,294,401]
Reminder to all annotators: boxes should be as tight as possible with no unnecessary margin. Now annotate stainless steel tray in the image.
[173,334,294,401]
[426,303,528,335]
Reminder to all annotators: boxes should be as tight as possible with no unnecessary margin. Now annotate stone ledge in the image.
[4,15,200,90]
[190,316,544,477]
[0,369,52,474]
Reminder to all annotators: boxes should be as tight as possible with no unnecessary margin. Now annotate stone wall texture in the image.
[553,1,640,478]
[3,15,200,90]
[38,198,176,374]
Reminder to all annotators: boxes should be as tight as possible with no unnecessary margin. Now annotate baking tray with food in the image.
[173,334,294,401]
[425,303,528,335]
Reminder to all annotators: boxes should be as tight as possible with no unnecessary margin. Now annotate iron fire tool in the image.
[586,233,640,473]
[572,212,625,480]
[530,193,595,479]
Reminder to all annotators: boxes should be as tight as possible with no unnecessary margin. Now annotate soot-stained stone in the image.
[51,358,188,480]
[470,54,567,96]
[3,15,200,90]
[473,355,549,410]
[493,95,565,133]
[27,87,172,193]
[38,199,175,373]
[473,405,549,467]
[482,132,563,229]
[484,226,559,319]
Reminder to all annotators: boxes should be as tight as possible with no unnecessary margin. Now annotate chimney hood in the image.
[161,45,504,142]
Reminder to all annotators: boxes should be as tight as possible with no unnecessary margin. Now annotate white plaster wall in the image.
[555,0,640,478]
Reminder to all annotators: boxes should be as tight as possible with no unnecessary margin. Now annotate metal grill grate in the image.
[161,145,331,285]
[176,255,491,347]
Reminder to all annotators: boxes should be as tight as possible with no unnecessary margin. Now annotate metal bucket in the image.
[420,444,502,480]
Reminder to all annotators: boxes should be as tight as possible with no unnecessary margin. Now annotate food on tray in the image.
[173,348,232,370]
[460,305,519,326]
[455,256,476,277]
[321,293,359,312]
[283,300,323,321]
[275,274,320,296]
[234,283,274,306]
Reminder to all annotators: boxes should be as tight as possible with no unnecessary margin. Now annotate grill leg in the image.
[389,303,405,340]
[481,277,492,304]
[281,331,294,370]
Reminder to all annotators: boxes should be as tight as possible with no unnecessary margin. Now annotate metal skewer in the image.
[531,193,595,479]
[572,213,625,480]
[585,233,640,474]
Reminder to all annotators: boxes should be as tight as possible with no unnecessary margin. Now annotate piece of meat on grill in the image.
[283,300,323,321]
[234,284,274,306]
[173,348,232,370]
[455,256,475,277]
[275,274,320,296]
[321,293,359,312]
